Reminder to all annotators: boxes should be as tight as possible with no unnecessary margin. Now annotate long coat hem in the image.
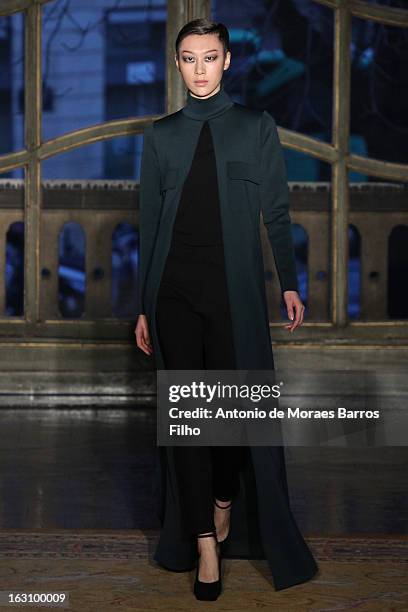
[152,554,319,592]
[150,444,319,591]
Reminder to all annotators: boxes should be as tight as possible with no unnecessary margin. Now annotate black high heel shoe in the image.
[214,498,232,554]
[194,530,222,601]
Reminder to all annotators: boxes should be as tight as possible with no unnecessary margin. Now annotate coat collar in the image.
[181,84,234,121]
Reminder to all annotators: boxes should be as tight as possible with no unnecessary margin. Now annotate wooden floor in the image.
[0,406,406,610]
[0,530,407,610]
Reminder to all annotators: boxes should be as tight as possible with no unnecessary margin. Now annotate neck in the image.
[182,84,234,120]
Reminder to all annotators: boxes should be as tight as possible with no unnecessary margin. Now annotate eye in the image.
[181,55,218,63]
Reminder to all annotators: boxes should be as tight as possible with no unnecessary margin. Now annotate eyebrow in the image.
[181,49,220,54]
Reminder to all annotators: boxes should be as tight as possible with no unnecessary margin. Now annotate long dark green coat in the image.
[137,86,318,590]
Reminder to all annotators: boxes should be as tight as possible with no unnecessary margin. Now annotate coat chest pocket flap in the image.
[226,161,260,184]
[161,168,178,194]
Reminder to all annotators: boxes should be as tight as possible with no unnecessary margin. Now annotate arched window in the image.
[348,224,361,320]
[58,222,86,318]
[5,221,24,317]
[111,222,138,318]
[388,225,408,319]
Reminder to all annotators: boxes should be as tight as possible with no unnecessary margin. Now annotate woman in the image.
[135,18,318,601]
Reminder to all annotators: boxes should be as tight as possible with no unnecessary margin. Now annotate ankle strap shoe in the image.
[214,498,232,551]
[194,530,222,601]
[214,498,232,510]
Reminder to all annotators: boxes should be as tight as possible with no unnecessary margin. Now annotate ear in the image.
[223,50,231,71]
[174,53,179,70]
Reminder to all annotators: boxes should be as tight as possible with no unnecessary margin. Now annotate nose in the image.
[195,59,206,75]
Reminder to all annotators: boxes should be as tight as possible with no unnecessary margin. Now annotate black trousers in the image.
[156,240,247,536]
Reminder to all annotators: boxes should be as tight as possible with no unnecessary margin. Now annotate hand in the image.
[282,291,304,333]
[135,314,153,355]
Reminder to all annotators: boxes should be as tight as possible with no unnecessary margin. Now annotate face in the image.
[175,33,231,99]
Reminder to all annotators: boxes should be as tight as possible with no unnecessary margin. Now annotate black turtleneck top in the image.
[169,86,234,247]
[171,120,223,246]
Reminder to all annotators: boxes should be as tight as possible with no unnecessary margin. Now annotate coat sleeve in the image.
[137,122,162,315]
[259,110,299,295]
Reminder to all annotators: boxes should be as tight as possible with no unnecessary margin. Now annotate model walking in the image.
[135,18,317,601]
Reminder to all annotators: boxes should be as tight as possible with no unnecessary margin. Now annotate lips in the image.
[195,81,208,84]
